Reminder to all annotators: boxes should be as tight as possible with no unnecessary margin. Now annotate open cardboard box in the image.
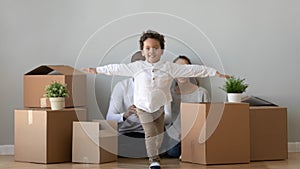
[24,65,86,108]
[72,120,118,164]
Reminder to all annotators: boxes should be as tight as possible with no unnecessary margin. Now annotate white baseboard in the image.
[288,142,300,152]
[0,145,14,155]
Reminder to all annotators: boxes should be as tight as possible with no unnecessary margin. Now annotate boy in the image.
[106,51,171,158]
[83,30,229,169]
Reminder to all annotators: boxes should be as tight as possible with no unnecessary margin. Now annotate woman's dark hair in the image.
[139,30,165,50]
[173,55,192,64]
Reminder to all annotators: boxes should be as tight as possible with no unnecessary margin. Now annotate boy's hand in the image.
[216,71,231,78]
[81,68,97,74]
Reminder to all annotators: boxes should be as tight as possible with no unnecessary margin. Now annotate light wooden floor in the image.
[1,153,299,169]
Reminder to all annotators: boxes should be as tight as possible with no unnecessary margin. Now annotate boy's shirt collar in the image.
[144,60,164,66]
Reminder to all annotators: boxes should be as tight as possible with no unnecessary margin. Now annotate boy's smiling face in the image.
[142,38,164,64]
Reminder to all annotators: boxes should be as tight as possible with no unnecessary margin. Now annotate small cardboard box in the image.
[14,108,87,164]
[250,106,288,161]
[24,65,86,108]
[181,103,250,165]
[72,121,118,164]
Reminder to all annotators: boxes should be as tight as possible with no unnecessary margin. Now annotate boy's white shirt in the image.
[97,60,216,113]
[106,78,172,134]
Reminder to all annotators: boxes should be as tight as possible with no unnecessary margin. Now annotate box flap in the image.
[25,65,84,75]
[99,130,117,137]
[92,120,118,132]
[242,96,277,106]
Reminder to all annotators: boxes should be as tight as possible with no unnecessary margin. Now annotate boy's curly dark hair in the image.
[139,30,165,50]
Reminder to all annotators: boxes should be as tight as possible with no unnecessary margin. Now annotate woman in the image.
[166,55,210,158]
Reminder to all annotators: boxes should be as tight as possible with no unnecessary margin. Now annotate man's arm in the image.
[106,82,128,122]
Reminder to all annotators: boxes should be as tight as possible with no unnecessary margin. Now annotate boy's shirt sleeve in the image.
[170,63,217,78]
[96,62,138,77]
[164,103,172,125]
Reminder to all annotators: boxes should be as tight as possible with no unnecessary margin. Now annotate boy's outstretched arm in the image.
[81,68,97,74]
[216,71,231,78]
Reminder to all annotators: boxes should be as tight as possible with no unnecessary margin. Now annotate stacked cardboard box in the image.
[181,103,250,165]
[72,121,118,164]
[14,108,87,163]
[14,65,87,164]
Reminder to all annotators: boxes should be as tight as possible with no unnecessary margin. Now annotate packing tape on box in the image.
[40,98,47,108]
[28,110,33,125]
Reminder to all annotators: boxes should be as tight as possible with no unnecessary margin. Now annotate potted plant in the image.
[220,76,248,103]
[45,81,69,110]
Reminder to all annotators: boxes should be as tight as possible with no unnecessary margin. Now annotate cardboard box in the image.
[24,65,86,108]
[14,108,87,164]
[181,103,250,165]
[250,106,288,161]
[72,121,118,164]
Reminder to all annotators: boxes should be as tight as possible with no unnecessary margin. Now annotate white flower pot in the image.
[227,93,242,103]
[49,97,65,110]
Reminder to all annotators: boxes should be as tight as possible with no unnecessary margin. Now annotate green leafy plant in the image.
[220,76,248,93]
[45,81,69,98]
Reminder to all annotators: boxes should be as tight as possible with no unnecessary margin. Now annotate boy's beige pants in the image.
[137,106,165,163]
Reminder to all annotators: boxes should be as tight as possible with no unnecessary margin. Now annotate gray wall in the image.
[1,0,300,145]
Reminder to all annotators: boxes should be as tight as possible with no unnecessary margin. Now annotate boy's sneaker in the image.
[149,162,161,169]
